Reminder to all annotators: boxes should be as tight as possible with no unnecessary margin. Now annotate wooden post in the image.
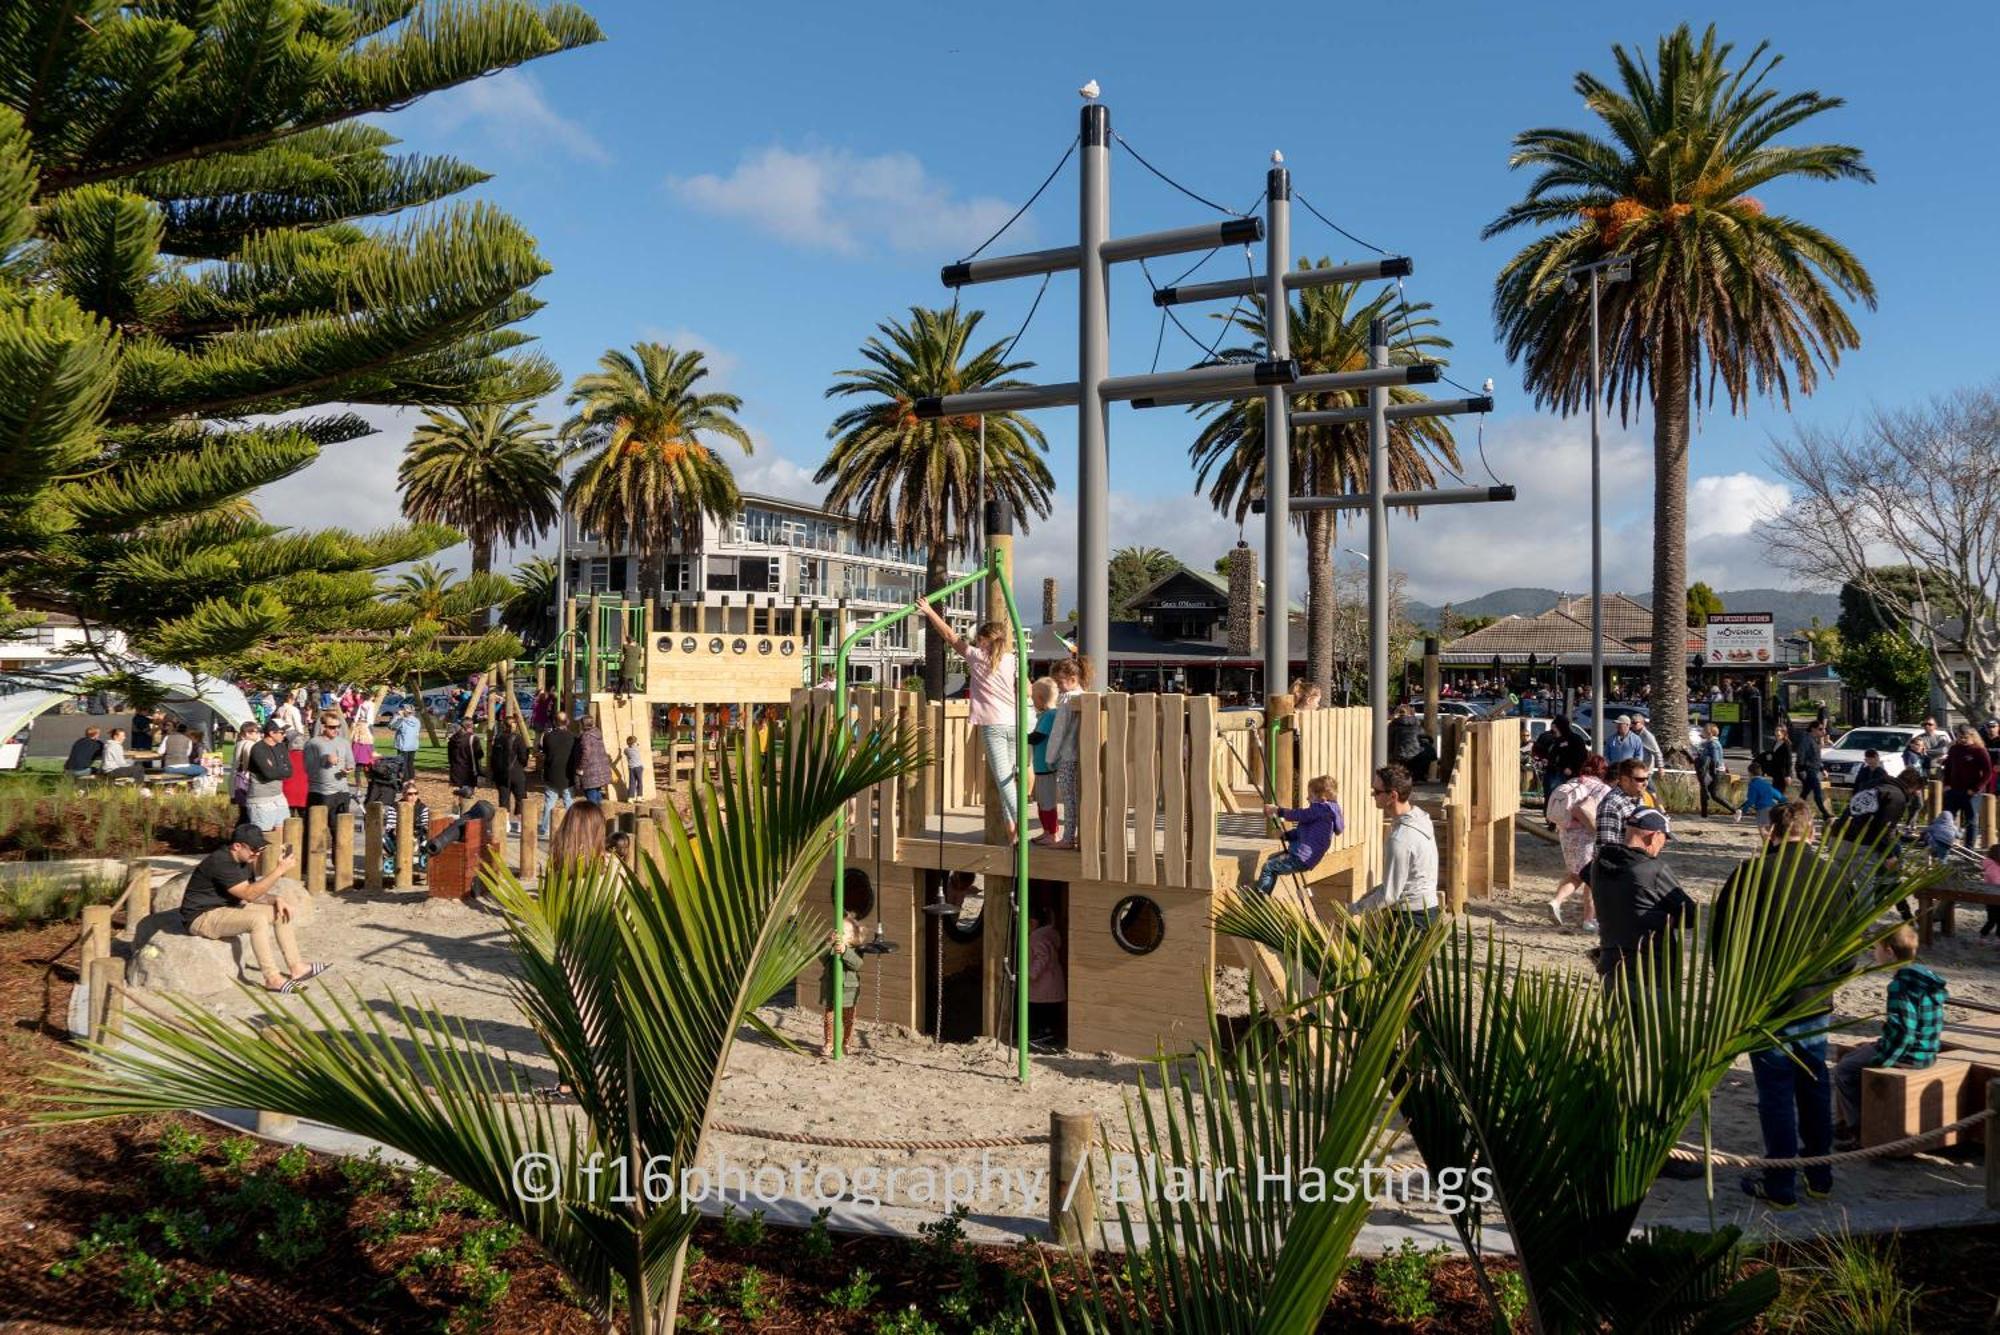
[364,803,385,890]
[520,793,542,877]
[1988,1078,2000,1212]
[395,799,415,889]
[1982,793,1998,849]
[281,815,303,873]
[633,813,655,876]
[303,804,327,895]
[1929,780,1945,821]
[80,904,113,964]
[120,863,153,937]
[331,804,355,891]
[257,837,278,877]
[86,955,125,1043]
[1049,1111,1098,1250]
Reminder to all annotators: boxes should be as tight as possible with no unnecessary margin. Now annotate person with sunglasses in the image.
[1351,764,1439,930]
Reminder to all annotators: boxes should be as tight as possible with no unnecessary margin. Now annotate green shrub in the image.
[1372,1240,1443,1323]
[1771,1228,1920,1334]
[0,869,123,928]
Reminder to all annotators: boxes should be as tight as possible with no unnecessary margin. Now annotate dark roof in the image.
[1029,620,1307,665]
[1439,592,1704,666]
[1128,565,1306,616]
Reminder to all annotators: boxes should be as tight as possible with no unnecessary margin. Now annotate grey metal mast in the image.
[1078,102,1111,675]
[1261,157,1291,703]
[1368,317,1390,769]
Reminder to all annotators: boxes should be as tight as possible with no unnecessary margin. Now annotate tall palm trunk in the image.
[1650,335,1692,762]
[923,547,948,699]
[471,535,494,627]
[1306,510,1335,698]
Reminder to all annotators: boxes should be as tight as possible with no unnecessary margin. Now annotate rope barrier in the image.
[1668,1108,1992,1170]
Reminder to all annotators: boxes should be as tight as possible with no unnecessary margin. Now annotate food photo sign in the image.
[1704,612,1776,665]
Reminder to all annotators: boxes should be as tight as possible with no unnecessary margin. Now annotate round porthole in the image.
[656,635,673,653]
[708,637,725,655]
[1110,896,1166,955]
[732,637,748,654]
[780,640,796,656]
[757,639,773,656]
[680,636,698,654]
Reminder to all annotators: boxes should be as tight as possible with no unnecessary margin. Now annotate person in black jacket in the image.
[1792,720,1831,819]
[446,719,483,797]
[1388,705,1427,780]
[1591,809,1694,995]
[1762,723,1795,796]
[489,716,529,830]
[537,716,580,838]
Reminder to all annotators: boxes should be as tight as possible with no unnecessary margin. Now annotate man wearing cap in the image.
[244,720,293,831]
[180,824,325,993]
[1590,808,1693,995]
[1603,716,1644,765]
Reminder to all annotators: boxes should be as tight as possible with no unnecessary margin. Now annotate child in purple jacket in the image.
[1249,776,1345,895]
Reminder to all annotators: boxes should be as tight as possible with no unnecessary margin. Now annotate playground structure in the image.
[803,690,1522,1061]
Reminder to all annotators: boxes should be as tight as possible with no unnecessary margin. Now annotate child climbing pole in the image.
[914,597,1021,841]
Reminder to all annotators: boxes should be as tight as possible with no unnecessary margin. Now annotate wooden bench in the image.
[1916,885,2000,947]
[1859,1058,1988,1153]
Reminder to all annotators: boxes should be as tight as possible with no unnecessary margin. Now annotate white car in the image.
[1820,725,1921,788]
[1409,700,1484,719]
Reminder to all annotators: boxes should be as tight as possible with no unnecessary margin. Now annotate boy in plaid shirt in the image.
[1834,924,1947,1147]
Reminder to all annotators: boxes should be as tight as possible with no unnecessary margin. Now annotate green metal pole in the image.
[829,564,991,1063]
[989,551,1033,1084]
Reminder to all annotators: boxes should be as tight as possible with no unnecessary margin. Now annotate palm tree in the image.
[1189,268,1460,698]
[820,306,1055,697]
[1488,23,1874,754]
[399,404,562,578]
[43,721,922,1335]
[562,343,752,599]
[502,555,559,652]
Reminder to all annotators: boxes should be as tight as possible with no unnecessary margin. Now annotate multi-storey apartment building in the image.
[563,492,978,682]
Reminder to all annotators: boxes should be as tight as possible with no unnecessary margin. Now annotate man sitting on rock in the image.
[180,822,326,993]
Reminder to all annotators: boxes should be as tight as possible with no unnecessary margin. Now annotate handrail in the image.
[829,552,1034,1082]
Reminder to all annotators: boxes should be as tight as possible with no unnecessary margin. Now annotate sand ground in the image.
[124,805,1992,1240]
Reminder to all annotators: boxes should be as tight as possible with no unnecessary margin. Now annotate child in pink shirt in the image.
[917,598,1020,837]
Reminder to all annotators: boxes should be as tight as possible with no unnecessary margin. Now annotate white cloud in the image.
[735,450,823,504]
[412,69,609,166]
[1687,473,1792,543]
[668,144,1026,256]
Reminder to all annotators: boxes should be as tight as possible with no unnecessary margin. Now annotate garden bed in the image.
[0,782,235,863]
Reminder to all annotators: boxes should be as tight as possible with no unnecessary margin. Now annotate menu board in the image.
[1704,613,1775,665]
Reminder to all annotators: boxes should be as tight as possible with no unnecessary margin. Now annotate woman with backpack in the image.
[1549,754,1611,930]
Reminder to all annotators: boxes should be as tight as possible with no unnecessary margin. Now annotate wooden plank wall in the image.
[791,689,1231,896]
[1290,707,1383,894]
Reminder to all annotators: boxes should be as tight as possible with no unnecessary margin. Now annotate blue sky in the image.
[254,0,2000,606]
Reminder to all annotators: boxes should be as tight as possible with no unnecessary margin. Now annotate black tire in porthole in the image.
[1110,895,1166,955]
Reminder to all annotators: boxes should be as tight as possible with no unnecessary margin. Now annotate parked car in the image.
[1571,701,1648,734]
[1821,725,1921,787]
[1520,717,1592,756]
[1408,699,1485,719]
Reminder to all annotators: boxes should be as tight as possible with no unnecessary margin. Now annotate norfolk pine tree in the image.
[0,2,602,691]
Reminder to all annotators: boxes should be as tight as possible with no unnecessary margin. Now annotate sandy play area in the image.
[119,807,1992,1243]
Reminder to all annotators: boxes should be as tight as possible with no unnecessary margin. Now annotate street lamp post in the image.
[1564,255,1631,753]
